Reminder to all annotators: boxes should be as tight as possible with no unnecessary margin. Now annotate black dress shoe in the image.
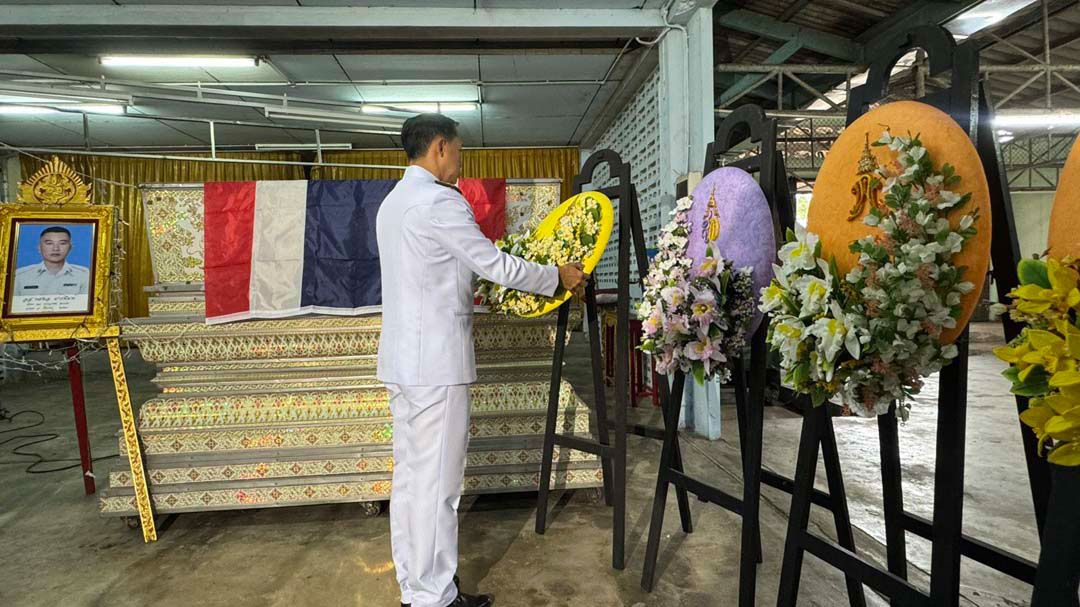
[400,576,462,607]
[444,592,494,607]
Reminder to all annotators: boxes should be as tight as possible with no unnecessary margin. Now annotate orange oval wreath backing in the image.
[807,100,992,344]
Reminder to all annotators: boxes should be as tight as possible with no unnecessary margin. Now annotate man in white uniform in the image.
[11,226,90,313]
[377,114,585,607]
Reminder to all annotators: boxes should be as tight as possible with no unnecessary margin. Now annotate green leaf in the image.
[1017,259,1051,288]
[785,227,796,243]
[1012,366,1051,397]
[811,388,829,407]
[1002,366,1020,384]
[792,362,810,386]
[693,362,706,385]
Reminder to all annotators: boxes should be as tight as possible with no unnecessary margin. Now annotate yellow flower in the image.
[1011,258,1080,321]
[1022,385,1080,465]
[1018,329,1077,382]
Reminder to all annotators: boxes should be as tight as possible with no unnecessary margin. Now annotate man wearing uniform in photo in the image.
[376,113,587,607]
[10,225,92,315]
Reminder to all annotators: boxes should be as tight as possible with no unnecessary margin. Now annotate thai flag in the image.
[203,178,505,324]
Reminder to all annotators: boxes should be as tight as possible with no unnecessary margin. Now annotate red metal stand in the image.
[66,343,95,495]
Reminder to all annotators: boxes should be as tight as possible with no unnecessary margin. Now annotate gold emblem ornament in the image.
[17,156,91,206]
[703,187,721,241]
[847,134,884,222]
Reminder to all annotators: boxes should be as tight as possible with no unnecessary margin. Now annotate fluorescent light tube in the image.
[993,112,1080,127]
[101,56,258,68]
[362,102,478,114]
[0,103,126,115]
[254,143,353,151]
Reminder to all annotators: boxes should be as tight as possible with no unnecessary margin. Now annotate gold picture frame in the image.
[1,156,115,342]
[0,205,114,343]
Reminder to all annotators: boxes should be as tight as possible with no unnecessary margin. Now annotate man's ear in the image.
[435,136,446,157]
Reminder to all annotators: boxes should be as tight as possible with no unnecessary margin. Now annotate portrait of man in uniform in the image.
[6,222,95,316]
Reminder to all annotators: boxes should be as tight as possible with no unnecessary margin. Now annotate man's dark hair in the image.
[401,113,460,160]
[40,226,71,239]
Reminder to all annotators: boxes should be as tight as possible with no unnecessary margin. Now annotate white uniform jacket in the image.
[376,165,559,386]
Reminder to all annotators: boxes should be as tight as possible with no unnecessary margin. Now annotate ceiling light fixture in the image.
[362,102,479,114]
[254,143,353,151]
[0,103,126,116]
[101,56,259,68]
[265,105,403,128]
[993,112,1080,128]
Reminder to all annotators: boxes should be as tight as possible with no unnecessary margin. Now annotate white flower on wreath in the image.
[759,280,786,314]
[772,316,805,362]
[794,265,832,318]
[660,285,686,308]
[778,225,819,272]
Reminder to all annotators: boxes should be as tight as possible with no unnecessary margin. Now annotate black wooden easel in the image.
[638,105,867,607]
[777,25,1066,607]
[534,149,693,571]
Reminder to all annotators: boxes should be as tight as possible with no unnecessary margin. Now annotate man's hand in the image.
[559,262,588,300]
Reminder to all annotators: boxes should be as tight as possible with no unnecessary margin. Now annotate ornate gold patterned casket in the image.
[98,180,601,516]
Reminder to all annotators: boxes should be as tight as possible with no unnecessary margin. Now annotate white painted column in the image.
[660,7,722,439]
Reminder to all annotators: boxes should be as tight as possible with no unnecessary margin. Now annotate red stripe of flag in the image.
[204,181,256,319]
[459,178,507,242]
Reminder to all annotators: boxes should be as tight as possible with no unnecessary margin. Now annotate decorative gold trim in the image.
[107,337,157,542]
[100,467,603,515]
[17,156,91,206]
[0,203,115,343]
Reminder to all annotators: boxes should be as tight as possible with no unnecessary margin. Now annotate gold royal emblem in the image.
[703,187,721,241]
[847,133,884,222]
[17,156,91,206]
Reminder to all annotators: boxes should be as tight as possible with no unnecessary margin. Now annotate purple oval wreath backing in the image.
[687,166,775,333]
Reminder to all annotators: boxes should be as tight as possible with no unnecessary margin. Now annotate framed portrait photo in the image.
[0,204,114,341]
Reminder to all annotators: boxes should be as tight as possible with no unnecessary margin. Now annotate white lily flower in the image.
[795,274,831,317]
[778,227,820,272]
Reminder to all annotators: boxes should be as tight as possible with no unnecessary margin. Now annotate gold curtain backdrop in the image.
[18,146,579,319]
[313,147,580,200]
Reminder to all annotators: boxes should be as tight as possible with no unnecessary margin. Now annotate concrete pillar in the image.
[659,6,721,439]
[658,6,714,222]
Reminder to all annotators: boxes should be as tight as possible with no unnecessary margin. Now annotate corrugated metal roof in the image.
[715,0,1080,110]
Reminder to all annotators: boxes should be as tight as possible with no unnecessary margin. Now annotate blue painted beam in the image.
[715,8,863,62]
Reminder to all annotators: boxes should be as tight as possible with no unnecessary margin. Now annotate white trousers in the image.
[387,383,471,607]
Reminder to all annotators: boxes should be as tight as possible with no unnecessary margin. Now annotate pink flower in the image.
[896,213,918,234]
[915,263,936,289]
[690,300,715,327]
[643,309,663,337]
[871,358,890,375]
[924,181,942,202]
[663,313,690,335]
[685,336,726,374]
[696,256,719,277]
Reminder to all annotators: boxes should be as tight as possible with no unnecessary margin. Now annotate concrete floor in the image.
[0,322,1039,606]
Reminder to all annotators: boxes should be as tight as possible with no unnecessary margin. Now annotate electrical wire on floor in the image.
[0,405,118,474]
